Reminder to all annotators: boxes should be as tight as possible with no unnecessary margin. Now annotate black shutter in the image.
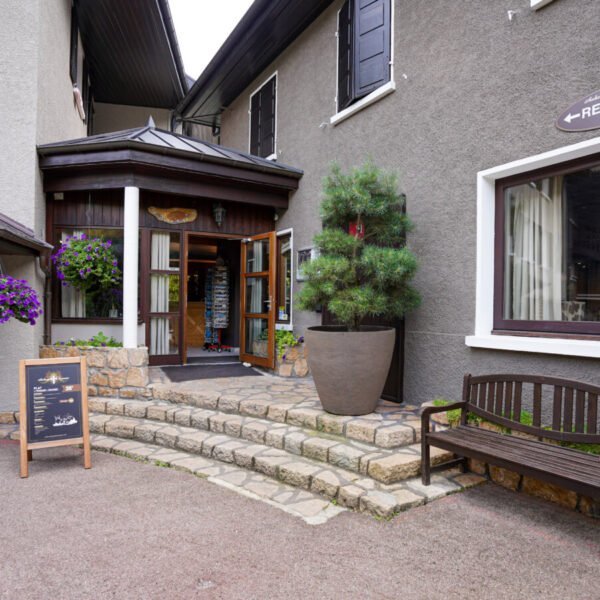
[69,4,78,84]
[250,92,261,156]
[337,0,353,111]
[259,76,276,158]
[250,75,276,158]
[353,0,390,99]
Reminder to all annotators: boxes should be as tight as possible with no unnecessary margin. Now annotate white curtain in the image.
[505,177,564,320]
[61,230,86,318]
[150,233,171,355]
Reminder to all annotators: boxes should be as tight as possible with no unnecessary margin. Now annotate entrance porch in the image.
[37,124,302,370]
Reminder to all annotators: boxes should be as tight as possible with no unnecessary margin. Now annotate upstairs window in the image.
[249,74,277,159]
[337,0,391,112]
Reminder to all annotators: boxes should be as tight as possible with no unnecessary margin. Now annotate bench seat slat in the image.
[439,427,600,478]
[427,428,600,485]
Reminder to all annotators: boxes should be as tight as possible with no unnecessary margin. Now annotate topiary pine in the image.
[297,162,420,331]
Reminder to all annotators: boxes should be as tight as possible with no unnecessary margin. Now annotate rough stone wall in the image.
[217,0,600,404]
[39,346,150,400]
[275,343,309,378]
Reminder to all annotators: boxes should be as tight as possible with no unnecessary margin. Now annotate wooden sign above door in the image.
[148,206,198,224]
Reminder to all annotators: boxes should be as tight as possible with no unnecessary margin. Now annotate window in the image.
[249,74,277,159]
[337,0,391,112]
[55,228,124,320]
[276,232,292,325]
[495,157,600,335]
[69,4,78,84]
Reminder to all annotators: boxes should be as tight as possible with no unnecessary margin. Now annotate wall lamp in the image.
[212,202,226,228]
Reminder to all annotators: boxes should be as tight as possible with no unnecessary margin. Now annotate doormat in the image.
[187,355,240,365]
[161,363,263,382]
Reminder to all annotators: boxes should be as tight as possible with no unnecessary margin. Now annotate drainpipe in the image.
[38,252,52,345]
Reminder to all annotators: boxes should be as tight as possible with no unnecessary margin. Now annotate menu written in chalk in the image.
[26,363,83,443]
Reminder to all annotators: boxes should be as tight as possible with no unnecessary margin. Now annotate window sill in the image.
[330,81,396,127]
[465,334,600,358]
[531,0,555,10]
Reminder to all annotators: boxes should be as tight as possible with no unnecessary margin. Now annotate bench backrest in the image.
[463,374,600,444]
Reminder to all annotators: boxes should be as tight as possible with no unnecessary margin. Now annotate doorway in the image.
[184,234,241,363]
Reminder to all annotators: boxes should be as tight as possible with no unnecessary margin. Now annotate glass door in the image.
[147,231,182,364]
[240,232,276,368]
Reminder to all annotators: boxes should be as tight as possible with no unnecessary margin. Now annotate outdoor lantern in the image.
[212,202,226,228]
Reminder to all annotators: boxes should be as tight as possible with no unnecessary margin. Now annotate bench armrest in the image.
[421,402,467,434]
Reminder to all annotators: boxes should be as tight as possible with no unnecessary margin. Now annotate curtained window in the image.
[497,161,600,334]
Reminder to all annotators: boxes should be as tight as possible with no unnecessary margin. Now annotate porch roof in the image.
[37,125,302,209]
[0,213,52,256]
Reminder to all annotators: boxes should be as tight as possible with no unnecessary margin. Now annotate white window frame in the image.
[275,227,293,331]
[466,136,600,358]
[531,0,556,10]
[248,71,278,161]
[330,0,395,127]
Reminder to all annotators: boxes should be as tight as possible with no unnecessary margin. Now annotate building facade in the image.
[0,0,187,411]
[179,0,600,403]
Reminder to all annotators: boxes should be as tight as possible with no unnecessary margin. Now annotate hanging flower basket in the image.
[0,276,42,325]
[51,234,122,292]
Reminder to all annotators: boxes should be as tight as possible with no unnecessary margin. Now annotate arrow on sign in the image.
[564,112,580,123]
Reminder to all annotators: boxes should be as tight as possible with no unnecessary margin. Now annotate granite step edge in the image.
[90,394,423,451]
[89,412,454,486]
[90,433,486,520]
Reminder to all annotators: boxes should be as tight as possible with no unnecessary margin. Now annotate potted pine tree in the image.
[298,162,420,415]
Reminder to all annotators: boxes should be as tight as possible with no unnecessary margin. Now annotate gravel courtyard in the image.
[1,442,598,600]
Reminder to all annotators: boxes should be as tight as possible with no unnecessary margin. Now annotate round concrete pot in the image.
[304,325,395,416]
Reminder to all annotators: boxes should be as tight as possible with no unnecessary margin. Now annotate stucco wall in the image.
[0,0,87,412]
[93,103,171,134]
[218,0,600,403]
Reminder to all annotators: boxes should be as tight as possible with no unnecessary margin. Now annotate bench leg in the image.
[421,438,431,486]
[460,456,468,473]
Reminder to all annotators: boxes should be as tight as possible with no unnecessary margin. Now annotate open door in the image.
[240,232,277,368]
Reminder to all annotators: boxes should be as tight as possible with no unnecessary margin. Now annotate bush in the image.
[54,331,122,348]
[297,162,420,330]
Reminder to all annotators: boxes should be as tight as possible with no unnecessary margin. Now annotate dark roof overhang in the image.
[76,0,188,108]
[37,126,302,209]
[0,213,52,256]
[176,0,335,126]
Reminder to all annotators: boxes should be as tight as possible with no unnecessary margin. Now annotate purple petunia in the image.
[0,276,42,325]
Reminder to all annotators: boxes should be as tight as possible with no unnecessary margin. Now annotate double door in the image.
[145,230,277,369]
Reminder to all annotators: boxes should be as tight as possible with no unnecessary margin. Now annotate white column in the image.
[123,186,140,348]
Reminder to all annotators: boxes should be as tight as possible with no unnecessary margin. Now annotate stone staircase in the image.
[87,382,484,518]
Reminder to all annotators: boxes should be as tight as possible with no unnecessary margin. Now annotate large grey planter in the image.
[305,326,395,416]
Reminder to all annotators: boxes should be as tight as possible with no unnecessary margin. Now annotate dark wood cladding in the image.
[140,191,274,235]
[49,190,274,236]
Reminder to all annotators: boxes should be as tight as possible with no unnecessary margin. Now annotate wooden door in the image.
[240,232,277,368]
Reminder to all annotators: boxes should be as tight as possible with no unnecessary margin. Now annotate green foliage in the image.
[432,399,480,426]
[259,329,302,359]
[54,331,122,348]
[297,162,420,330]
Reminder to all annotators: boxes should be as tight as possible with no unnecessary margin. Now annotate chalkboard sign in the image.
[19,357,91,478]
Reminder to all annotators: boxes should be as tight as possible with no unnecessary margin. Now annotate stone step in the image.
[89,411,453,490]
[89,434,485,520]
[88,399,440,484]
[148,383,424,450]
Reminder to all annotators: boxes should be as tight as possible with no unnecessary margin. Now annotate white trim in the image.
[330,81,395,126]
[331,0,395,126]
[467,136,600,357]
[531,0,556,10]
[123,186,140,349]
[248,71,278,158]
[275,227,293,331]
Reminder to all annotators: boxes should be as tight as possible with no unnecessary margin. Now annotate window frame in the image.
[466,136,600,359]
[493,154,600,336]
[331,0,395,126]
[69,3,78,85]
[248,72,278,160]
[275,228,293,330]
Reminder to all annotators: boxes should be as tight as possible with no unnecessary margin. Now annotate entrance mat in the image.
[161,363,263,382]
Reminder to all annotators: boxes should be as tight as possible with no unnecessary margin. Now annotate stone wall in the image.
[275,343,309,378]
[39,346,150,400]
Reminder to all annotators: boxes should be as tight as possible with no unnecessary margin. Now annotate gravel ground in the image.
[1,442,599,600]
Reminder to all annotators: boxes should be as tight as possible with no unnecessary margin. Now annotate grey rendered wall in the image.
[0,0,87,411]
[93,103,171,134]
[219,0,600,403]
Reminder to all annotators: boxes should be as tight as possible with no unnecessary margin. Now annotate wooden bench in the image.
[421,374,600,499]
